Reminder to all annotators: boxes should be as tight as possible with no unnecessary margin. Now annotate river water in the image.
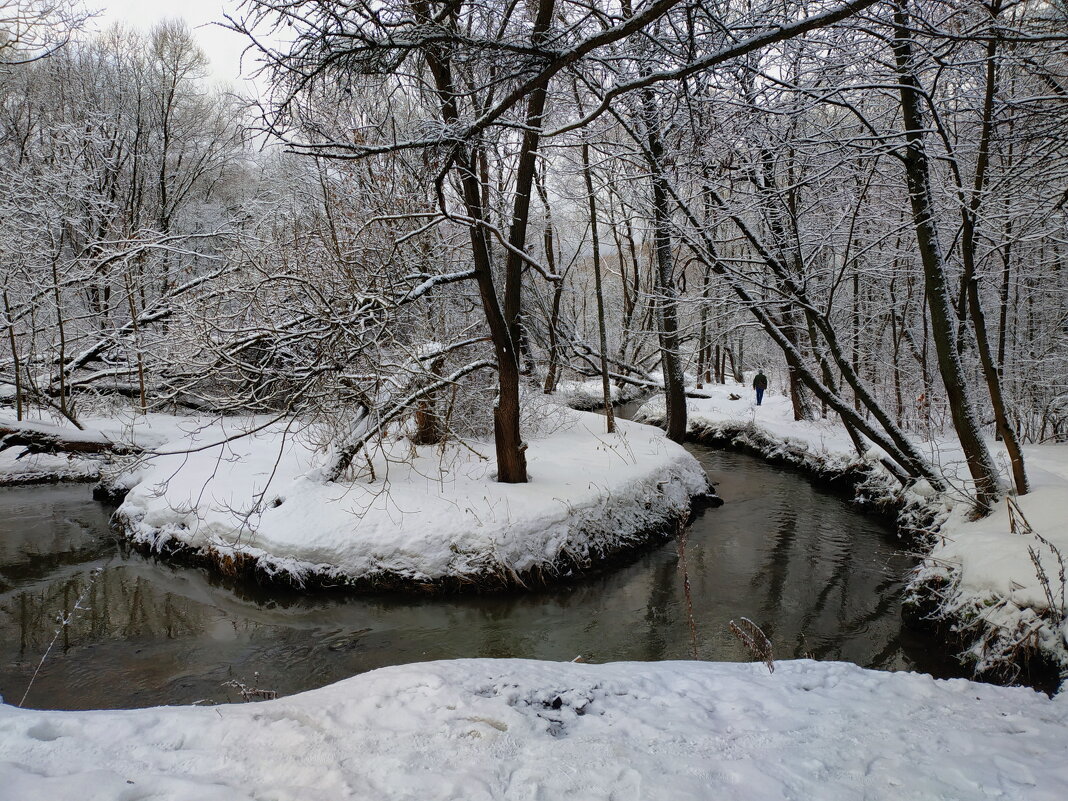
[0,444,960,710]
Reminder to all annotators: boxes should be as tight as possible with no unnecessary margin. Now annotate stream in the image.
[0,442,963,710]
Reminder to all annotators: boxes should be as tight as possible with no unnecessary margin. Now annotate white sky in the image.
[90,1,257,87]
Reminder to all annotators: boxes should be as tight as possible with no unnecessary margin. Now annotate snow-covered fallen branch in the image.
[0,419,141,458]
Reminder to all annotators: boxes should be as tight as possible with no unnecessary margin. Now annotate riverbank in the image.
[104,406,707,592]
[2,657,1065,799]
[2,442,951,711]
[635,383,1068,687]
[0,449,100,486]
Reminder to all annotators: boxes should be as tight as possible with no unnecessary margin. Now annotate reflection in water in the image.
[0,447,961,711]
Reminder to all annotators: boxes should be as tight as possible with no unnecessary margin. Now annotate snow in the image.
[639,380,871,462]
[0,417,114,444]
[0,449,101,485]
[2,390,1067,798]
[112,407,708,587]
[0,416,109,484]
[554,377,644,411]
[635,381,902,511]
[1,657,1065,800]
[916,445,1068,672]
[636,379,1068,676]
[0,409,197,485]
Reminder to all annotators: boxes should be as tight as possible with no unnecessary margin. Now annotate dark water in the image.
[0,446,958,710]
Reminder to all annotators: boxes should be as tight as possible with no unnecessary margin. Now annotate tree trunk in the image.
[494,0,558,480]
[581,141,615,433]
[950,0,1029,494]
[644,97,687,443]
[3,290,22,421]
[419,6,530,482]
[536,165,563,395]
[892,0,1000,509]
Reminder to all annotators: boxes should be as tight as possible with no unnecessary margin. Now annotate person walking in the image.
[753,370,768,406]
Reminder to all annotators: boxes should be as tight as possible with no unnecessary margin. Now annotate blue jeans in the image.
[756,388,764,406]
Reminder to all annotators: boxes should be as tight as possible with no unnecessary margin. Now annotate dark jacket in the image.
[753,373,768,391]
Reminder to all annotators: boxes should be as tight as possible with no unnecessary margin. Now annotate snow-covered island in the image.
[83,405,707,591]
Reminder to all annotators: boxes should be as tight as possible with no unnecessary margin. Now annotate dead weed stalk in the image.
[729,617,775,674]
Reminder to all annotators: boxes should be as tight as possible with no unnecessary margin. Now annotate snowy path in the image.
[2,658,1065,800]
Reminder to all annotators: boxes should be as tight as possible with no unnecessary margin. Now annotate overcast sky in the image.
[91,1,256,86]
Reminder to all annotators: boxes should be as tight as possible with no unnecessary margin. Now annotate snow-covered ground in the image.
[0,410,194,486]
[2,657,1065,800]
[635,382,921,517]
[2,393,1066,799]
[638,380,863,456]
[637,380,1068,679]
[918,445,1068,674]
[107,406,707,589]
[0,448,100,485]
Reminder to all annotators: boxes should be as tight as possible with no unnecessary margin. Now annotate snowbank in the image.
[0,449,101,485]
[635,384,921,520]
[0,410,194,486]
[0,417,105,485]
[113,408,708,590]
[914,445,1068,675]
[2,658,1065,800]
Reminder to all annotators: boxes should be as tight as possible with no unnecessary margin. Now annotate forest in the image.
[1,1,1067,798]
[1,0,1064,503]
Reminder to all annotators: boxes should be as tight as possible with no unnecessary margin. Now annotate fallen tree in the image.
[0,420,141,457]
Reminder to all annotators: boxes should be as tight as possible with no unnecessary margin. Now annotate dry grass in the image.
[729,617,775,674]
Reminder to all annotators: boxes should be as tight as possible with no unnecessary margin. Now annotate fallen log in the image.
[0,420,142,457]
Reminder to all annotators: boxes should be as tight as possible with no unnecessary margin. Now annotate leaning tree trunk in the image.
[953,0,1029,495]
[892,0,1000,510]
[695,183,715,389]
[537,167,564,395]
[3,290,23,421]
[494,0,558,481]
[420,13,527,482]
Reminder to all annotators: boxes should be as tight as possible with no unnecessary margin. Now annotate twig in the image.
[19,567,103,708]
[676,519,699,659]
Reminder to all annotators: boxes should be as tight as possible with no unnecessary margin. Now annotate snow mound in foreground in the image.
[114,409,707,588]
[2,658,1065,800]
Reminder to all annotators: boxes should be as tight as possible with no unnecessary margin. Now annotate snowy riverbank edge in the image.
[635,387,1068,687]
[3,657,1066,800]
[0,438,101,486]
[105,408,709,592]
